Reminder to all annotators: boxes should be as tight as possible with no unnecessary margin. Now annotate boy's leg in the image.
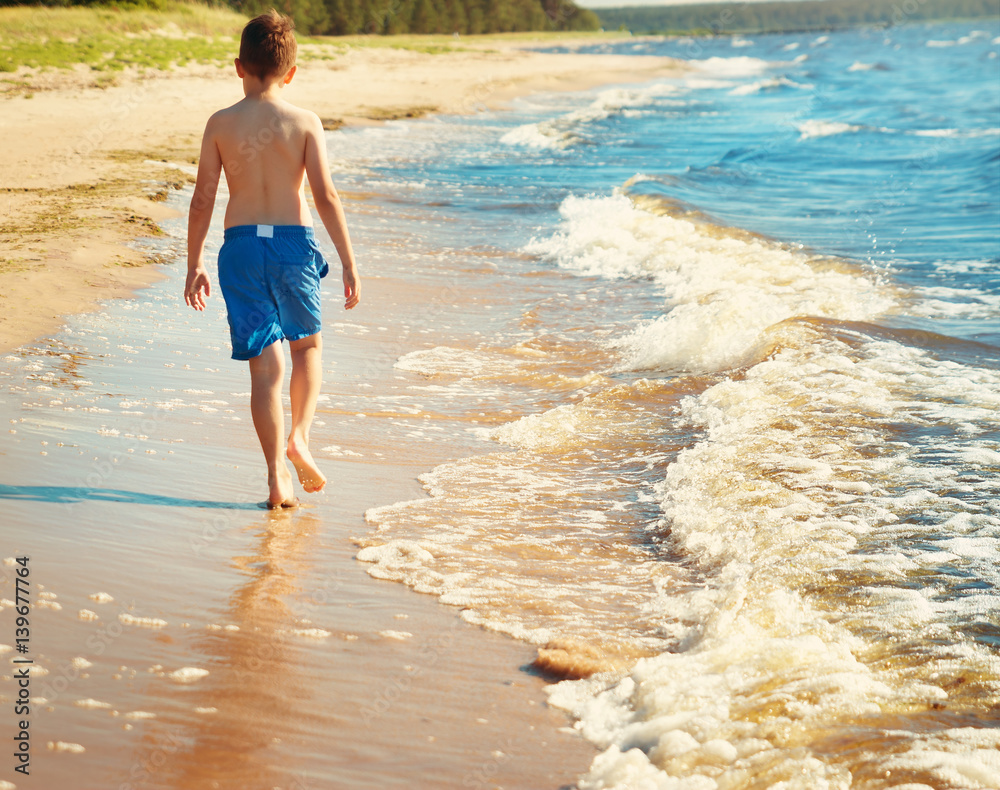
[249,339,296,508]
[286,332,327,493]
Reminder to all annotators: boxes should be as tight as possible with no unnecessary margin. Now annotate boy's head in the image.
[238,10,297,81]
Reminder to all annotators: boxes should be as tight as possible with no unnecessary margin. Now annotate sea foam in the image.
[526,192,892,374]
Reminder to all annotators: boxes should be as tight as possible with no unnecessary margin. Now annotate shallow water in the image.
[342,21,1000,790]
[0,178,595,787]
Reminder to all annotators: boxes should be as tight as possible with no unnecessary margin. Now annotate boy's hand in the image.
[185,266,212,311]
[343,267,360,310]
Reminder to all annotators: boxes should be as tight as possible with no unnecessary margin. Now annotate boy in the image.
[184,10,360,509]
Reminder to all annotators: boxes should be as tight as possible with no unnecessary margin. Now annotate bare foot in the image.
[287,437,327,494]
[267,464,298,509]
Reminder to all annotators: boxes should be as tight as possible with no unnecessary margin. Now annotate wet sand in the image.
[0,248,596,789]
[0,35,686,790]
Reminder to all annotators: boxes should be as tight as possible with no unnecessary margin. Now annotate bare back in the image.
[211,97,314,228]
[187,68,358,315]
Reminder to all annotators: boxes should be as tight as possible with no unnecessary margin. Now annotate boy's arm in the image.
[185,116,223,311]
[304,113,360,310]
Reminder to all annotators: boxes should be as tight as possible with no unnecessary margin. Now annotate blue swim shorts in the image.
[217,225,329,360]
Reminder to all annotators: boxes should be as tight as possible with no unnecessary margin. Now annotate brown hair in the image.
[239,10,297,80]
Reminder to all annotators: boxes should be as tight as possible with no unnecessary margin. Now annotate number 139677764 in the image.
[14,556,31,654]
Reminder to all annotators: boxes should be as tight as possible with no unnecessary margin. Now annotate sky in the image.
[576,0,812,9]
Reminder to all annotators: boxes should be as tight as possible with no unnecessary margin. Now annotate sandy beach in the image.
[0,36,679,354]
[1,32,683,790]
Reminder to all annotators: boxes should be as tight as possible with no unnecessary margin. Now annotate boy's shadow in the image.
[0,484,259,510]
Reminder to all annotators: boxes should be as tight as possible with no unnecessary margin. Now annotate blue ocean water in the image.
[1,20,995,790]
[346,20,1000,789]
[537,24,1000,344]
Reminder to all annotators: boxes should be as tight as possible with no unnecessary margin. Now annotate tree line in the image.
[250,0,601,34]
[5,0,600,34]
[596,0,1000,35]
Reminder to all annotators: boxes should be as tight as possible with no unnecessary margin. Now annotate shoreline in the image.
[0,32,685,790]
[0,234,605,788]
[0,36,682,354]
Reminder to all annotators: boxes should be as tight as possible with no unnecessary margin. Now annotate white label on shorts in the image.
[257,225,274,238]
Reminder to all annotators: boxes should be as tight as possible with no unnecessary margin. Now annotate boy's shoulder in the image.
[204,101,323,149]
[208,99,321,127]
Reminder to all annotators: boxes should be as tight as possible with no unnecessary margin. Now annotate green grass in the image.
[0,2,245,38]
[0,4,632,73]
[0,2,247,71]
